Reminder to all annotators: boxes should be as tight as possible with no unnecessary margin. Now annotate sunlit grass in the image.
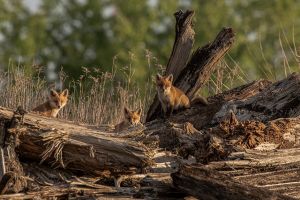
[0,53,160,126]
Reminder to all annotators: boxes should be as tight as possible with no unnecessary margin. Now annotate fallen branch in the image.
[172,164,296,200]
[0,108,152,176]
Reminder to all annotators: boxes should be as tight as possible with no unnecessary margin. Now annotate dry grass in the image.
[0,32,299,126]
[0,57,248,126]
[0,54,160,126]
[204,58,248,97]
[203,29,300,97]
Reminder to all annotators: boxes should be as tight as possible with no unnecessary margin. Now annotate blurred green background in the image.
[0,0,300,85]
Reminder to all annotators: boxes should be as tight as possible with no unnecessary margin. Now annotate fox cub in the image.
[114,107,142,132]
[156,73,190,117]
[33,89,69,117]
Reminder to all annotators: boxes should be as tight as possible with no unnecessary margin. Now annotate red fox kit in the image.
[33,89,69,117]
[156,73,190,117]
[114,107,142,132]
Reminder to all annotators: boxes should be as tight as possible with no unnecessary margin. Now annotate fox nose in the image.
[57,105,61,108]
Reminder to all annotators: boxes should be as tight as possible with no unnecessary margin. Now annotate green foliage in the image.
[0,0,300,87]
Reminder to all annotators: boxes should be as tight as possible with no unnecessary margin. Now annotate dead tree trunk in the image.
[171,145,300,199]
[212,72,300,123]
[166,10,195,80]
[146,27,235,122]
[146,10,195,122]
[176,27,235,98]
[171,165,296,200]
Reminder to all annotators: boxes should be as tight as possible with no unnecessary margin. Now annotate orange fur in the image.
[114,107,142,132]
[33,89,69,117]
[156,73,190,116]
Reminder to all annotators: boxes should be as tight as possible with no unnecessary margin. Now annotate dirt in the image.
[219,118,286,149]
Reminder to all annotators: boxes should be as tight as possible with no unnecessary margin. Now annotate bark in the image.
[212,72,300,124]
[176,27,235,98]
[171,164,296,200]
[146,10,195,122]
[166,10,195,80]
[0,107,152,176]
[199,147,300,199]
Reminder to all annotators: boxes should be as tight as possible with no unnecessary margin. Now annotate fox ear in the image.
[156,73,162,81]
[136,108,142,115]
[124,107,130,117]
[61,89,69,97]
[166,74,173,83]
[50,89,58,97]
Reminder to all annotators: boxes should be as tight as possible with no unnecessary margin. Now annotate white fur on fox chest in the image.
[158,89,185,110]
[157,90,173,111]
[51,108,60,117]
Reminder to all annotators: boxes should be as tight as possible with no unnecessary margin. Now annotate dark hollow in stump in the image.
[0,173,14,194]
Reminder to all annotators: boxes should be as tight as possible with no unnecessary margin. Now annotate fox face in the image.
[124,107,142,126]
[156,74,173,96]
[49,89,69,109]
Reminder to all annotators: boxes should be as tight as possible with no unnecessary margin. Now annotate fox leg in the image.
[113,175,125,188]
[161,104,167,118]
[169,106,174,116]
[165,105,173,117]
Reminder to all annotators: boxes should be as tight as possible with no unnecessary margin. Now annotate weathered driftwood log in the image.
[146,10,195,122]
[0,107,152,176]
[147,27,235,122]
[171,164,296,200]
[213,72,300,124]
[168,79,271,130]
[198,147,300,199]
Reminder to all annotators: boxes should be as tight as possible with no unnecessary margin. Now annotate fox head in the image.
[124,107,142,126]
[49,89,69,109]
[156,73,173,95]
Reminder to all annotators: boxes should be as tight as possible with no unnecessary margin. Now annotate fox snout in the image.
[162,86,171,96]
[130,119,140,126]
[156,73,173,95]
